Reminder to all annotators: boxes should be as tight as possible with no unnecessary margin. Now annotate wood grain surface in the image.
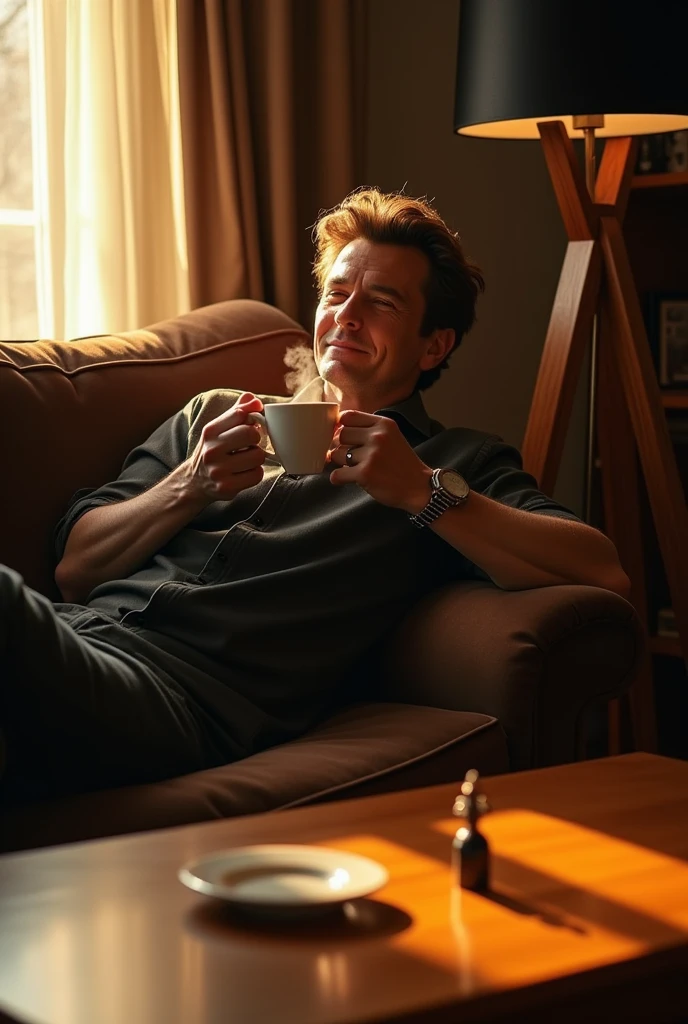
[520,238,601,495]
[1,753,687,1024]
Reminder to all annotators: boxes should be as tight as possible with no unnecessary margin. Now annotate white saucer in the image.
[179,844,389,910]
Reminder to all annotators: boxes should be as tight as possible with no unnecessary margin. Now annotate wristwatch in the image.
[408,468,470,529]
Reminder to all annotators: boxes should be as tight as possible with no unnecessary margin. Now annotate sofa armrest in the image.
[380,582,643,770]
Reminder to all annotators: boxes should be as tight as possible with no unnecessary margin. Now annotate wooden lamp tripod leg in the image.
[594,138,656,754]
[521,122,600,496]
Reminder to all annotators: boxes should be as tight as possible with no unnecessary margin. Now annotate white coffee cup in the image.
[247,402,339,475]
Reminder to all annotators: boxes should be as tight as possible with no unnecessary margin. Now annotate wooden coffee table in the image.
[1,752,688,1024]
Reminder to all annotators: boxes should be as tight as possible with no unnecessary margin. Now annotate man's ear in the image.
[419,328,455,370]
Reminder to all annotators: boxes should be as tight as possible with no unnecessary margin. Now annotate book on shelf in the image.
[657,607,678,639]
[635,131,688,175]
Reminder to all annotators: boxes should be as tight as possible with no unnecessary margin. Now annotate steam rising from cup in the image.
[284,345,318,398]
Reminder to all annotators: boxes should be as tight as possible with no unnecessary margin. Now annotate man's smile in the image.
[325,336,370,354]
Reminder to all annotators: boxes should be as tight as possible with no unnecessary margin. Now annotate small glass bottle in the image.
[451,769,491,892]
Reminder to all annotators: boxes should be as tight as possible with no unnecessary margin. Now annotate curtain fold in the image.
[34,0,189,339]
[176,0,368,329]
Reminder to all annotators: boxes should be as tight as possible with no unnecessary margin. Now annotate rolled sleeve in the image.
[54,398,201,561]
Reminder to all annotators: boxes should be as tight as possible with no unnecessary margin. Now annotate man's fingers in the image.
[336,426,372,448]
[215,423,262,450]
[226,446,266,473]
[329,467,349,486]
[327,444,355,467]
[337,409,378,427]
[205,444,265,484]
[202,395,263,440]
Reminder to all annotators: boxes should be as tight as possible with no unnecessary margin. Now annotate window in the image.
[0,0,38,339]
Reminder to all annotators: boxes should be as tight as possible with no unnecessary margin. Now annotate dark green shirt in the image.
[54,384,579,759]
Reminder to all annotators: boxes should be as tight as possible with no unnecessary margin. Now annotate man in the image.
[0,188,629,802]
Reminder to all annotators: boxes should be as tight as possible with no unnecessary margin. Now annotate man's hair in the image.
[312,187,485,390]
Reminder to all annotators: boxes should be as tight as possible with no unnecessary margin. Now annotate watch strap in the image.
[408,468,466,530]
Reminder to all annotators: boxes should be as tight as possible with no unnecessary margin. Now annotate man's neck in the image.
[321,379,413,413]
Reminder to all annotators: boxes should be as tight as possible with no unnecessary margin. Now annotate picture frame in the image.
[645,293,688,388]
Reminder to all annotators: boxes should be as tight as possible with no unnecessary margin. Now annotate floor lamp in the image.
[454,0,688,754]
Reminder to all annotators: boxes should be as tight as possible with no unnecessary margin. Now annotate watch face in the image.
[438,469,470,499]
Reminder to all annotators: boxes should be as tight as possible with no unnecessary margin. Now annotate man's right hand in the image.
[183,392,267,503]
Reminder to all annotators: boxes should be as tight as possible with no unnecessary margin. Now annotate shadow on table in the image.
[483,885,587,935]
[185,894,413,946]
[491,854,688,947]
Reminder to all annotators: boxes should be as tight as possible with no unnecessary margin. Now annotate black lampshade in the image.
[454,0,688,139]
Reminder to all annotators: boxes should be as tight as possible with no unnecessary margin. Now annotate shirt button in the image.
[129,612,144,626]
[252,516,265,527]
[216,552,228,563]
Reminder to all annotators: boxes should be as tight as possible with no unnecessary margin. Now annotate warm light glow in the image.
[449,885,477,996]
[433,810,688,929]
[27,0,190,339]
[315,952,351,1004]
[328,867,351,891]
[457,113,688,140]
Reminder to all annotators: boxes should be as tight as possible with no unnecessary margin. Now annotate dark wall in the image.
[364,0,588,514]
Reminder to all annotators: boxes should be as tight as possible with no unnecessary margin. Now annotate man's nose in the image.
[334,295,362,329]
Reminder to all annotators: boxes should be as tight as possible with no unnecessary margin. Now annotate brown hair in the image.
[312,187,485,390]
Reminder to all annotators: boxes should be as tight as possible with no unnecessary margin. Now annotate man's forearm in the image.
[55,396,267,603]
[55,463,208,603]
[427,490,630,597]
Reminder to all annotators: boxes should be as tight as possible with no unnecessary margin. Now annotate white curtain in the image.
[30,0,189,339]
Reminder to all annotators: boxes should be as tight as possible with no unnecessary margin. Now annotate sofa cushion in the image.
[0,299,310,597]
[0,703,508,853]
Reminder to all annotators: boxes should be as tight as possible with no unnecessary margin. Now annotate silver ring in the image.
[345,447,355,467]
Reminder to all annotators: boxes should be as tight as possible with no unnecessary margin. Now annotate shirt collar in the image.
[376,389,432,440]
[291,377,433,442]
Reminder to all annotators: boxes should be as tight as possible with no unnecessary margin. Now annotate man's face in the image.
[314,239,451,406]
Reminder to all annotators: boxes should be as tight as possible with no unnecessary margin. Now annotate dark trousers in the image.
[0,565,211,803]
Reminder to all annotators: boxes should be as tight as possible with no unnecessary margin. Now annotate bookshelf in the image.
[662,391,688,410]
[622,170,687,755]
[631,171,688,190]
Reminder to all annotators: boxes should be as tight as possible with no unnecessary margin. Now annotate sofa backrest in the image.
[1,299,310,597]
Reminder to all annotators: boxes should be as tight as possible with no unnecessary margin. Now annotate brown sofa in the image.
[0,300,643,853]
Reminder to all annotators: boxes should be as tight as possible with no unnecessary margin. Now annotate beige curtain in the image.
[176,0,368,329]
[33,0,189,339]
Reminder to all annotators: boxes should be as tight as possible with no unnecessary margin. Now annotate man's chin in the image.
[318,360,358,388]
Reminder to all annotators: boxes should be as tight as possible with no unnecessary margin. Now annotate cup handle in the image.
[245,411,274,455]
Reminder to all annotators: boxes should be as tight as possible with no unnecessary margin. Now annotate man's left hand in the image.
[328,411,432,513]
